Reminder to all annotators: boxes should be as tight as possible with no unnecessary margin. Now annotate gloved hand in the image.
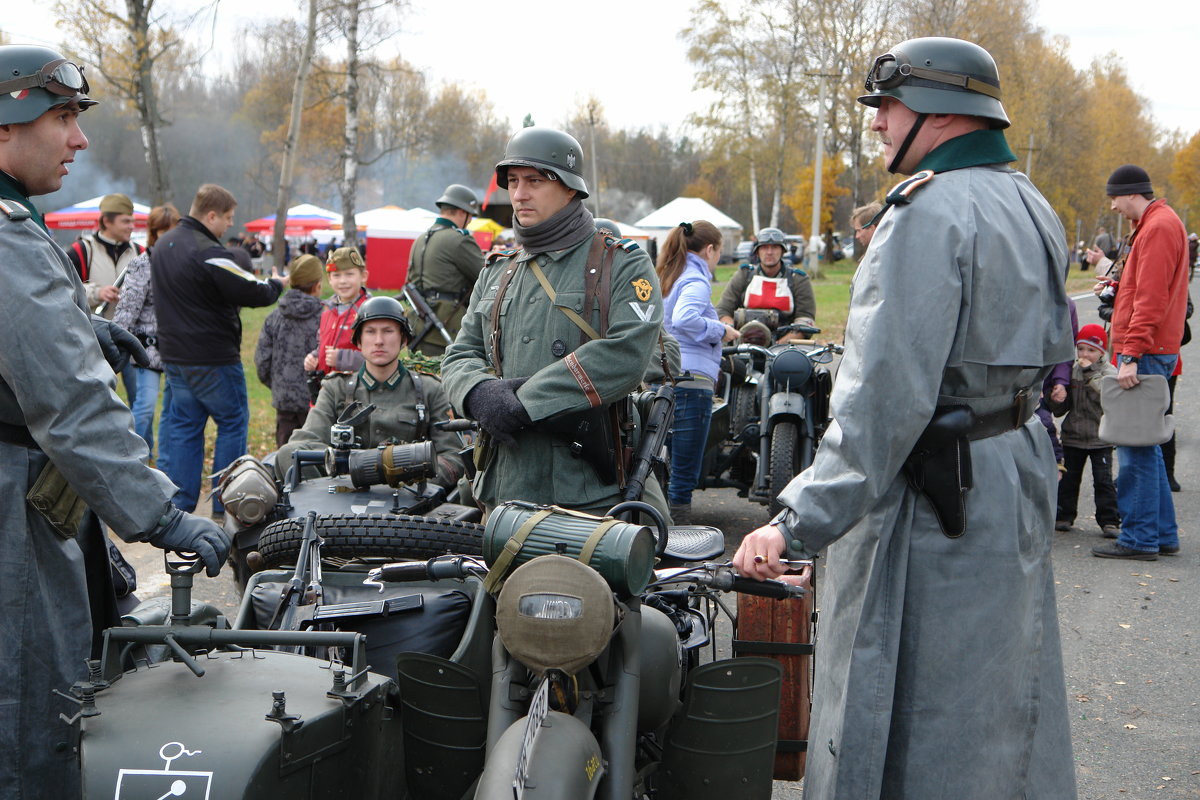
[90,315,150,373]
[465,377,532,447]
[145,506,231,577]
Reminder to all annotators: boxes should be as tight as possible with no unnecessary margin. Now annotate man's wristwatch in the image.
[1117,354,1140,366]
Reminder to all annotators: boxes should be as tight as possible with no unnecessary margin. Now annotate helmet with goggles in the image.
[857,37,1008,129]
[752,226,787,257]
[0,45,97,125]
[495,127,589,199]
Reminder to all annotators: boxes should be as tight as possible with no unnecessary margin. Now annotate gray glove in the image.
[90,315,150,373]
[145,506,231,577]
[465,377,532,447]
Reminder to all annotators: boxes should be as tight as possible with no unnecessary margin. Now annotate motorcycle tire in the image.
[256,513,484,570]
[768,421,814,516]
[729,384,758,442]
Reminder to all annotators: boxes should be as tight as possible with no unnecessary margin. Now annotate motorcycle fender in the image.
[474,711,603,799]
[767,392,806,422]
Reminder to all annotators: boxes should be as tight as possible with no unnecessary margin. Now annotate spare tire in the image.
[256,513,484,570]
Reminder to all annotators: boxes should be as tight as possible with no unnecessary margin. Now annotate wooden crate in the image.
[733,572,815,781]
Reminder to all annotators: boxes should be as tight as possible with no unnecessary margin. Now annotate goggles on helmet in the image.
[864,52,1001,100]
[0,58,91,99]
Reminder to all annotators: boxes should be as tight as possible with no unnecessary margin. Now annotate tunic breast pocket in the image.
[548,290,589,338]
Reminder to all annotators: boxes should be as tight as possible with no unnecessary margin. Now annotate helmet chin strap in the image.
[887,113,928,174]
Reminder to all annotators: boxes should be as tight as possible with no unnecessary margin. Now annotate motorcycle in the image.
[702,322,842,514]
[216,400,482,590]
[63,496,808,799]
[373,500,811,800]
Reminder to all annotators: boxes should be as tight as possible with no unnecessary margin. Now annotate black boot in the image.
[1162,434,1181,492]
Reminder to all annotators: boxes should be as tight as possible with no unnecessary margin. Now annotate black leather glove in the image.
[465,377,532,447]
[90,315,150,372]
[145,506,231,577]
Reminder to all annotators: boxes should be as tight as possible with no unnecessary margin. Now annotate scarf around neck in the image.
[513,198,594,254]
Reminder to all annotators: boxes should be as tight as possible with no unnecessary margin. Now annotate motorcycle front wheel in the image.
[768,421,814,516]
[256,513,484,569]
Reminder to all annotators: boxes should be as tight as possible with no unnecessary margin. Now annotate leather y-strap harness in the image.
[488,234,616,376]
[343,368,428,439]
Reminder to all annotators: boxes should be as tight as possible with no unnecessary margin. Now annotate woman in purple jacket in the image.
[655,221,740,521]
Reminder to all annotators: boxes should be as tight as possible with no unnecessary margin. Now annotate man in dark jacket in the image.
[152,183,284,514]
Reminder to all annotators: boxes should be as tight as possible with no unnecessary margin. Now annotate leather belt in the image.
[0,420,38,449]
[962,388,1035,441]
[413,288,462,303]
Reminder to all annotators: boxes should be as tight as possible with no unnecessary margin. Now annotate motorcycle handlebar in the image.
[434,419,479,432]
[698,566,807,598]
[367,556,481,587]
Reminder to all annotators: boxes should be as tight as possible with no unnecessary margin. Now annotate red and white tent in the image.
[44,195,151,230]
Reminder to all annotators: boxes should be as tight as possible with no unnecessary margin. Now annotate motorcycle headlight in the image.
[496,556,615,676]
[769,347,813,391]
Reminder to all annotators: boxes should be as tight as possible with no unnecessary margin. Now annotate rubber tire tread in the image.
[769,421,813,517]
[256,513,484,570]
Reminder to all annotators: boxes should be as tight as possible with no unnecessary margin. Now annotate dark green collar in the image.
[434,216,458,230]
[915,129,1016,174]
[0,170,46,231]
[358,362,407,391]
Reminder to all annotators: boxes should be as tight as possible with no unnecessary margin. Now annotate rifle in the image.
[402,283,455,347]
[624,382,675,503]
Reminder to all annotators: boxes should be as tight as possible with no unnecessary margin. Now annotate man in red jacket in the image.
[1088,164,1189,560]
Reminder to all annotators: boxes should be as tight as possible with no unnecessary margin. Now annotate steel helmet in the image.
[495,127,589,198]
[858,37,1009,129]
[436,183,481,216]
[752,227,787,257]
[0,45,97,125]
[351,295,413,345]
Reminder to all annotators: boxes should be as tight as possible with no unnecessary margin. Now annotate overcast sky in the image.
[5,0,1195,136]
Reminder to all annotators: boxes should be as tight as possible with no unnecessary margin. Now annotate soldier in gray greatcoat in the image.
[735,38,1077,799]
[0,45,230,800]
[405,184,485,356]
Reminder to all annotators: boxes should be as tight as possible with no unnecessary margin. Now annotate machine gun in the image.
[624,381,674,503]
[268,511,323,642]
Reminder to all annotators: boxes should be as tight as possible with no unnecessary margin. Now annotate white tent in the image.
[635,197,744,258]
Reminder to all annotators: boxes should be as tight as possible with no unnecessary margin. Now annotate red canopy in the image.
[44,195,151,230]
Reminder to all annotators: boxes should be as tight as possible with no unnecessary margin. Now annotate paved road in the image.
[115,294,1198,799]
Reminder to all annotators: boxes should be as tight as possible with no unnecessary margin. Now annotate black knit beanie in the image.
[1106,164,1154,196]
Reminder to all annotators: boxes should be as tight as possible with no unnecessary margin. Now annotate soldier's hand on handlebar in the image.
[90,315,150,372]
[144,506,231,577]
[733,523,790,581]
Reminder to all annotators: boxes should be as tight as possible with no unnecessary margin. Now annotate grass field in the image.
[146,258,1101,465]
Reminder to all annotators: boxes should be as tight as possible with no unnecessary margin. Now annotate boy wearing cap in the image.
[256,254,324,446]
[1048,324,1120,536]
[303,245,369,378]
[67,191,143,318]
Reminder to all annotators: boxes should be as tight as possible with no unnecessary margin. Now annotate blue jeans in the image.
[158,363,249,514]
[666,386,714,506]
[1115,354,1179,553]
[129,367,162,455]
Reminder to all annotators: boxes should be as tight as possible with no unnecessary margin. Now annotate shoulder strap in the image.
[488,257,522,377]
[414,226,440,287]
